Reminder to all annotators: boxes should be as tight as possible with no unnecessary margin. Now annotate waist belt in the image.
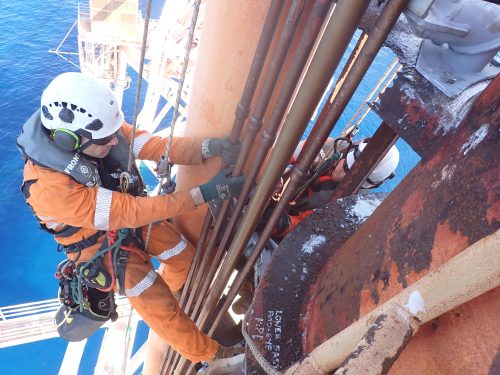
[58,231,105,254]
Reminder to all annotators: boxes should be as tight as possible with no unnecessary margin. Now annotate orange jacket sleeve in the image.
[25,162,197,231]
[119,123,203,165]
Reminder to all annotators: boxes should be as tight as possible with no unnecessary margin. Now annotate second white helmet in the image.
[40,72,124,140]
[346,140,399,189]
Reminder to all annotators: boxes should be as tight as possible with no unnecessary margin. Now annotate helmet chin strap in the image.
[78,140,93,153]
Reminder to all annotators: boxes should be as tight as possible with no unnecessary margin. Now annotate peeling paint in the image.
[405,290,425,315]
[347,195,382,223]
[461,124,490,155]
[301,234,326,254]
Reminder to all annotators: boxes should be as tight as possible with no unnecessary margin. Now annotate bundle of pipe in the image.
[171,0,378,374]
[205,0,408,352]
[169,0,412,373]
[162,0,285,373]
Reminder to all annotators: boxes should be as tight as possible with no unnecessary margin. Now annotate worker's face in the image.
[330,159,347,182]
[80,135,119,158]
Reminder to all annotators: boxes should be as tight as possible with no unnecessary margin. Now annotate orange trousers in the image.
[118,221,219,363]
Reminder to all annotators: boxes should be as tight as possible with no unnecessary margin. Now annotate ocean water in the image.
[0,1,162,374]
[0,2,419,375]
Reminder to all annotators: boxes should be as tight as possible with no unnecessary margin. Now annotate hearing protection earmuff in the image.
[52,128,81,152]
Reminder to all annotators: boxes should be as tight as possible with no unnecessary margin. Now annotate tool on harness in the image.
[55,259,118,342]
[120,171,143,195]
[54,229,148,342]
[77,259,112,289]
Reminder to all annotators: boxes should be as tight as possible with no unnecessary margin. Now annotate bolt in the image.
[441,71,456,84]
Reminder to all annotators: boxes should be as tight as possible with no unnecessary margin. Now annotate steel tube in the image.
[178,0,284,322]
[207,1,334,333]
[342,58,399,131]
[329,122,399,199]
[159,214,213,375]
[243,0,407,308]
[196,0,371,333]
[294,29,367,166]
[169,2,284,373]
[166,3,284,373]
[179,214,212,308]
[228,0,284,144]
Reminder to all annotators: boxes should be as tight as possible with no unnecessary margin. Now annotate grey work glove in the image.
[294,190,333,212]
[202,138,242,165]
[198,168,245,203]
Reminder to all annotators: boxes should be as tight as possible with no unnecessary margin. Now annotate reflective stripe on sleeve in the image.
[125,269,157,297]
[157,236,187,261]
[94,187,113,230]
[133,133,152,158]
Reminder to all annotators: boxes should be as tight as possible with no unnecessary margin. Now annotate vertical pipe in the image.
[174,0,279,243]
[166,2,284,373]
[197,0,371,333]
[159,2,281,374]
[228,0,285,144]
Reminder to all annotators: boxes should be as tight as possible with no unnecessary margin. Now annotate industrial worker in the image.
[233,137,400,316]
[270,137,400,237]
[17,72,245,364]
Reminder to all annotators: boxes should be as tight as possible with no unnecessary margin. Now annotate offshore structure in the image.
[1,1,499,375]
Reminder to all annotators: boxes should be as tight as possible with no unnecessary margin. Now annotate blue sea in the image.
[0,2,418,374]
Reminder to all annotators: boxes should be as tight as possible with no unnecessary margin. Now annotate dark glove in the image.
[294,190,332,211]
[256,205,291,236]
[199,168,245,202]
[205,138,242,165]
[211,343,245,362]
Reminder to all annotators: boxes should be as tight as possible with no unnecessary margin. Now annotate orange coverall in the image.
[22,123,218,363]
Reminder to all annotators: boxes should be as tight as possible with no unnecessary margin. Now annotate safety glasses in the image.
[92,131,118,145]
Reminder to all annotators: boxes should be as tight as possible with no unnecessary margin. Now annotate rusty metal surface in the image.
[246,193,389,373]
[372,70,489,161]
[359,2,492,162]
[303,75,499,372]
[246,75,499,374]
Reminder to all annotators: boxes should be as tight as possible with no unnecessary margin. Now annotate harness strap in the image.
[58,231,105,253]
[54,225,83,238]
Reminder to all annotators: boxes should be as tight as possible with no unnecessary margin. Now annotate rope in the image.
[241,313,283,375]
[162,0,202,178]
[341,58,400,135]
[145,0,202,250]
[127,0,153,174]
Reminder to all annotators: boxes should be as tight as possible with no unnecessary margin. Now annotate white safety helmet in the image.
[40,72,124,150]
[345,140,399,189]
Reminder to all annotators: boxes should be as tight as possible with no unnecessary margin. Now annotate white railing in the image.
[0,297,131,348]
